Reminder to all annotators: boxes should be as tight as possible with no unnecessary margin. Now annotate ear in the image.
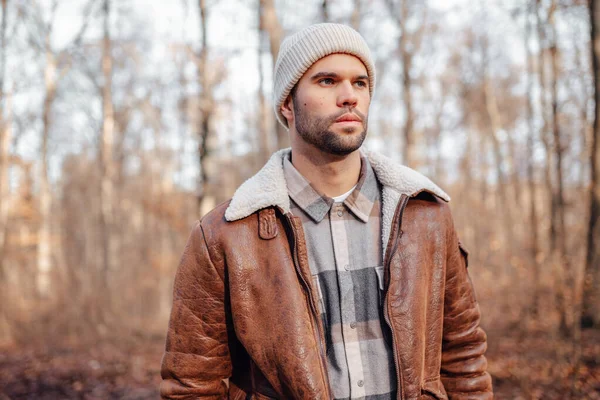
[280,95,294,125]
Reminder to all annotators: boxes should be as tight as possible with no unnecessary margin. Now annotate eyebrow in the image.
[310,72,369,81]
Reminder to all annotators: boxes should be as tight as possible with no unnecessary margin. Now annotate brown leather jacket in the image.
[160,150,493,400]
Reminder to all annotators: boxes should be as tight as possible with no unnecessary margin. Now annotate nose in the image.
[336,80,358,108]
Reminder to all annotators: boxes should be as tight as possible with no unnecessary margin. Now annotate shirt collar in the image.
[283,153,379,223]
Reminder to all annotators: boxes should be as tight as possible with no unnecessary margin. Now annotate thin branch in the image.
[46,0,59,35]
[70,0,96,49]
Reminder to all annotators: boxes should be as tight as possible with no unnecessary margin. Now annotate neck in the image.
[290,141,361,198]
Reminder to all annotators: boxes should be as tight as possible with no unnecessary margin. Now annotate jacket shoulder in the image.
[199,199,232,227]
[411,191,451,211]
[197,199,235,245]
[408,191,455,228]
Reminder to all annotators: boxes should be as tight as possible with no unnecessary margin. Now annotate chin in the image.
[339,127,360,134]
[323,133,366,156]
[331,124,363,135]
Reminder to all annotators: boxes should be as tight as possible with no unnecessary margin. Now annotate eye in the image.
[318,77,335,85]
[355,80,368,88]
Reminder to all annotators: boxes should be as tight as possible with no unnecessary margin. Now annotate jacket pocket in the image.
[420,377,448,400]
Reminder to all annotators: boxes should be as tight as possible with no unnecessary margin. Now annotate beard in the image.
[293,100,368,156]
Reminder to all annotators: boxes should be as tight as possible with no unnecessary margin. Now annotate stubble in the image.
[293,97,368,156]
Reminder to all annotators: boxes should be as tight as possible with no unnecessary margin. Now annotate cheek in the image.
[359,95,371,111]
[303,97,325,112]
[360,92,371,104]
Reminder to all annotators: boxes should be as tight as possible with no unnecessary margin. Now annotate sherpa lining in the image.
[224,148,450,250]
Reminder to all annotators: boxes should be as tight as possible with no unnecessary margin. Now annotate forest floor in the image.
[1,329,599,399]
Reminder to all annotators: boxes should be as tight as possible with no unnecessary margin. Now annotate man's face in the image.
[284,53,371,156]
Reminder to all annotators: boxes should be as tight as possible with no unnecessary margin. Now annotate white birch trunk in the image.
[36,44,56,297]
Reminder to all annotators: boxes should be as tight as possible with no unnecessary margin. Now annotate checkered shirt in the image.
[283,154,396,400]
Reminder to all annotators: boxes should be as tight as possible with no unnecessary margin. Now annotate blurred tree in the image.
[0,0,9,278]
[571,8,594,188]
[193,0,227,217]
[481,34,515,254]
[98,0,116,320]
[257,0,274,163]
[536,0,559,254]
[385,0,428,168]
[350,0,361,29]
[37,0,59,299]
[524,0,542,317]
[546,0,574,338]
[259,0,286,149]
[16,0,93,298]
[196,0,211,216]
[321,0,329,22]
[582,0,600,330]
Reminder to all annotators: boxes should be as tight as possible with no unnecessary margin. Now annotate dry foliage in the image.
[0,0,599,399]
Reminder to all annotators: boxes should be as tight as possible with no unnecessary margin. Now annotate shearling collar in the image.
[224,148,449,222]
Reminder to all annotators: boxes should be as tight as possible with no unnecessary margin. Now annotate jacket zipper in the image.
[284,213,333,400]
[383,195,410,400]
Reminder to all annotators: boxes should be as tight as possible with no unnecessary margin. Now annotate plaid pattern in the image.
[283,155,396,400]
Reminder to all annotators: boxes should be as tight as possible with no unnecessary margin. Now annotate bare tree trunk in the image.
[0,0,9,279]
[0,92,10,343]
[350,0,361,30]
[536,0,558,256]
[478,132,489,225]
[483,83,513,254]
[196,0,211,217]
[582,0,600,330]
[547,3,572,338]
[400,21,415,167]
[177,56,188,188]
[429,95,445,181]
[385,0,427,168]
[549,5,567,259]
[459,116,475,246]
[37,36,57,298]
[0,100,8,279]
[572,20,594,190]
[481,39,514,258]
[525,1,541,317]
[321,0,329,22]
[99,0,116,319]
[176,0,189,189]
[257,1,272,164]
[259,0,286,150]
[396,0,416,167]
[506,130,521,209]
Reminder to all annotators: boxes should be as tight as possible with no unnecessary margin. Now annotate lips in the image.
[335,113,362,123]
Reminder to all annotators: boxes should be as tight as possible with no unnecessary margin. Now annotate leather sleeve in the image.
[440,223,493,399]
[160,221,231,399]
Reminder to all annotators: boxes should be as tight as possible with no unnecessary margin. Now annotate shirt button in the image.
[344,264,350,271]
[337,209,343,217]
[357,380,364,387]
[350,322,356,329]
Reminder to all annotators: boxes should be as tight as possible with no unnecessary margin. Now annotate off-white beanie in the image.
[273,23,376,129]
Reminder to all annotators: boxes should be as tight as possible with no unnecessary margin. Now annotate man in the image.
[161,23,493,400]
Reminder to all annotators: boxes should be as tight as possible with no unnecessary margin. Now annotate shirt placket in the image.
[330,202,366,399]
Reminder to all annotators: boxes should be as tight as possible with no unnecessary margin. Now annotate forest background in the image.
[1,0,600,399]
